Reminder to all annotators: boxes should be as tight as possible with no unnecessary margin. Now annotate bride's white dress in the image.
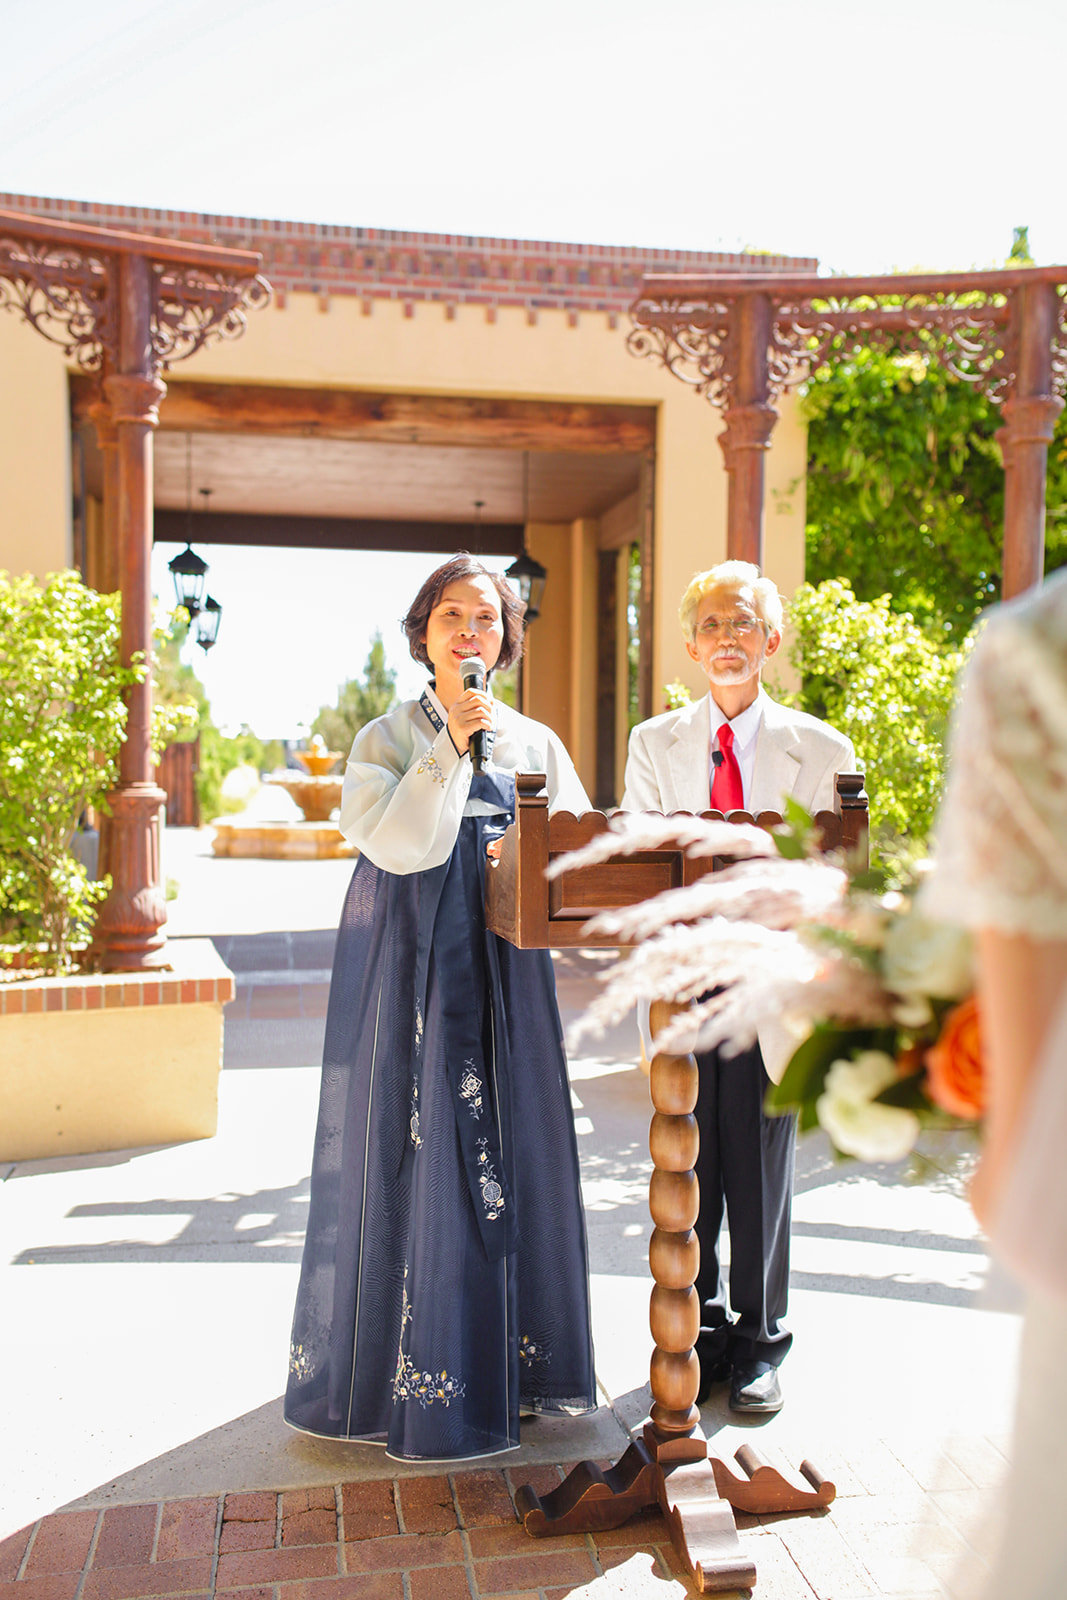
[924,568,1067,1598]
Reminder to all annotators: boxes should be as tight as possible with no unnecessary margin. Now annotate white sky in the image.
[5,0,1064,734]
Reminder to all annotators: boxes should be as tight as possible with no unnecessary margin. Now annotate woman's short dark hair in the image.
[402,553,527,672]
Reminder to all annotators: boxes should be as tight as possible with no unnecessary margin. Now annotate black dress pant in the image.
[694,1035,796,1369]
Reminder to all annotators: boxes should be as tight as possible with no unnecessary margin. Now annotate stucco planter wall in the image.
[0,938,234,1162]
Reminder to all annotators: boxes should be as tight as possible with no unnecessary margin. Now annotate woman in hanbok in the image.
[285,555,596,1461]
[923,566,1067,1598]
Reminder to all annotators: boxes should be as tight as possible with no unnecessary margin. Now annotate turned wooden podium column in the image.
[486,775,866,1592]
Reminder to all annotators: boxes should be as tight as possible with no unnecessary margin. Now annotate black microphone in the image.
[460,655,494,773]
[712,750,725,768]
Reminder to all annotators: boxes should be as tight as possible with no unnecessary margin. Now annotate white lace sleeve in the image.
[923,572,1067,939]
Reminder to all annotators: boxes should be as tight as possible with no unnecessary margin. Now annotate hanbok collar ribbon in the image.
[419,688,445,735]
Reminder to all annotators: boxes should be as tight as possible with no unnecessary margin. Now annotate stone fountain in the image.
[267,737,345,822]
[211,737,356,860]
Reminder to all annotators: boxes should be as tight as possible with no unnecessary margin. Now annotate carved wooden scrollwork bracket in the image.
[0,231,115,371]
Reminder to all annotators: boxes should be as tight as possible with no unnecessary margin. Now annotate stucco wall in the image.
[0,314,72,580]
[0,1000,224,1161]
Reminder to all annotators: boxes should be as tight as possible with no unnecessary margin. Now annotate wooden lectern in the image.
[485,773,869,1593]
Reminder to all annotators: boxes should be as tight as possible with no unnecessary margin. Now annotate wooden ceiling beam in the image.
[71,376,656,454]
[154,509,525,556]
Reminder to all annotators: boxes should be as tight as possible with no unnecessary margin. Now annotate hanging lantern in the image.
[195,594,222,652]
[168,543,208,619]
[505,548,548,623]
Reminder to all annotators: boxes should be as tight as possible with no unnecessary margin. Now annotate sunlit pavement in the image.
[0,827,1022,1597]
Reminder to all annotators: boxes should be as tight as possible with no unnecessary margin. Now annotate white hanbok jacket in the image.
[339,689,590,876]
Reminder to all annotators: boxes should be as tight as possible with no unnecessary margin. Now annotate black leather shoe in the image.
[696,1349,732,1404]
[729,1361,783,1413]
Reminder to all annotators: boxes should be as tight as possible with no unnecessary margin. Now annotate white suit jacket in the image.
[620,688,857,818]
[620,688,859,1081]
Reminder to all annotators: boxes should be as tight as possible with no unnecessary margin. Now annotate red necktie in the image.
[711,722,744,813]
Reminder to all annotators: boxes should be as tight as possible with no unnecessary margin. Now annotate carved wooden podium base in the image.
[484,781,864,1590]
[515,998,836,1593]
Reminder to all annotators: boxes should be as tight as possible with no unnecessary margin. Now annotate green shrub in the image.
[0,571,143,972]
[195,724,271,822]
[771,579,971,866]
[0,571,196,973]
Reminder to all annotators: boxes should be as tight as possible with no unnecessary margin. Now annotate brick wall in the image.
[0,192,818,315]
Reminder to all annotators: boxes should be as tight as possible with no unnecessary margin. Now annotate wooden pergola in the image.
[0,207,270,970]
[627,263,1067,598]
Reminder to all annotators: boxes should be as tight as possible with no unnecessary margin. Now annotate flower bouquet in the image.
[549,804,985,1168]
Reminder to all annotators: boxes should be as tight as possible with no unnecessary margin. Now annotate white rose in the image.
[816,1051,921,1163]
[882,911,973,1002]
[891,995,933,1028]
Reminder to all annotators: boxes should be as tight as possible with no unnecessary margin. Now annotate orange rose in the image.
[925,996,985,1119]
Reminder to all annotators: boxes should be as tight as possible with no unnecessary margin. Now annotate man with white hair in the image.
[621,560,858,1413]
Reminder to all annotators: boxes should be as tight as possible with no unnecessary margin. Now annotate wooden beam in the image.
[154,509,524,556]
[71,376,657,454]
[638,262,1067,301]
[0,207,262,272]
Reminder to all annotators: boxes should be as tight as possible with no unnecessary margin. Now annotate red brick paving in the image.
[156,1500,217,1564]
[338,1484,397,1544]
[0,1467,695,1599]
[0,1578,83,1600]
[21,1510,97,1577]
[4,1453,981,1598]
[0,1531,32,1584]
[89,1505,158,1570]
[392,1475,451,1535]
[342,1529,464,1571]
[0,1459,796,1600]
[451,1471,516,1528]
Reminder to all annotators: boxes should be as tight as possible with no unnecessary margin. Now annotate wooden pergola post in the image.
[628,264,1067,597]
[0,207,269,970]
[998,280,1065,598]
[93,256,171,967]
[718,291,776,566]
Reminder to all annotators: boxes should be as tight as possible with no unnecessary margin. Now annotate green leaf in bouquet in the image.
[803,922,882,972]
[876,1071,932,1110]
[770,798,816,860]
[766,1024,871,1115]
[848,864,891,894]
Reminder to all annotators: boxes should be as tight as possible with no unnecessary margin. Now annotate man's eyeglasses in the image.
[695,615,764,640]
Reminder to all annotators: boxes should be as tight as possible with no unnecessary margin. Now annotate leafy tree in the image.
[153,611,288,820]
[770,580,971,864]
[801,346,1067,641]
[154,609,208,736]
[1008,225,1033,264]
[312,633,398,753]
[195,724,280,821]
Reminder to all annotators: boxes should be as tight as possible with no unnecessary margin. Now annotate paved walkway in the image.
[0,828,1024,1598]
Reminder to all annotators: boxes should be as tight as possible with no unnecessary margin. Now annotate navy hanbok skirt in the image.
[285,775,595,1460]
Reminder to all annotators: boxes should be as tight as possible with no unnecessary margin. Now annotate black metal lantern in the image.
[168,543,208,618]
[195,594,222,652]
[505,547,548,623]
